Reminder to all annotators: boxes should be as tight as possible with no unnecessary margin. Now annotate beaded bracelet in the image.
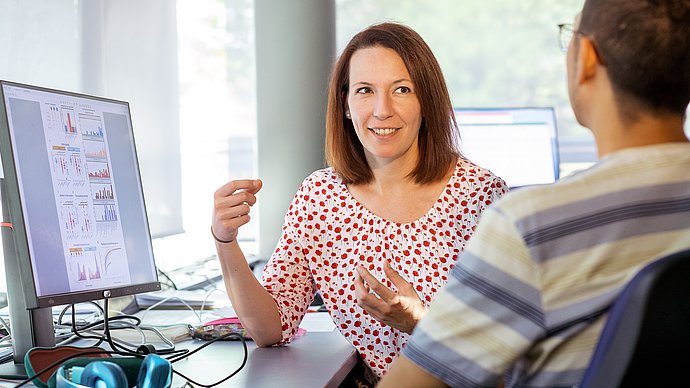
[211,226,234,244]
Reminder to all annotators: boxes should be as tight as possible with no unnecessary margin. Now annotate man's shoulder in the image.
[492,167,603,219]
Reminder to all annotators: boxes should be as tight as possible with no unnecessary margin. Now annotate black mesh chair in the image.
[579,248,690,388]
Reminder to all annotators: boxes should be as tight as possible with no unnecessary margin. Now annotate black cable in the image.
[76,315,142,332]
[17,299,241,387]
[70,305,105,346]
[57,302,104,326]
[103,298,142,356]
[98,299,189,358]
[61,300,181,358]
[66,303,141,345]
[157,267,178,290]
[169,332,247,387]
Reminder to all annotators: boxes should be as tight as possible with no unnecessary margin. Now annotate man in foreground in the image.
[378,0,690,386]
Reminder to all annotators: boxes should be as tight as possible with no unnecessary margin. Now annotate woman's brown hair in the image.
[325,22,460,185]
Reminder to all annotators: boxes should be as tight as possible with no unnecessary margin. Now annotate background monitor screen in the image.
[454,107,560,188]
[0,80,160,309]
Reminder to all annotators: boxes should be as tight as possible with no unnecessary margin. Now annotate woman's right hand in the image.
[212,179,263,243]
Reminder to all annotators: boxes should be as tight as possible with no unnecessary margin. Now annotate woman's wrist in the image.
[211,226,234,244]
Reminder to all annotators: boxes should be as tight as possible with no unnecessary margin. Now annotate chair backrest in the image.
[579,248,690,388]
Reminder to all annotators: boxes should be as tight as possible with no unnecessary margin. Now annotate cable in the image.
[102,299,189,358]
[12,332,247,387]
[157,267,178,290]
[139,296,202,323]
[57,302,104,327]
[58,300,186,358]
[63,318,183,356]
[7,296,246,387]
[169,332,247,387]
[198,288,229,316]
[69,305,104,347]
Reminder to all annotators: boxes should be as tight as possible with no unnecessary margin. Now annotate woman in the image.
[211,22,507,381]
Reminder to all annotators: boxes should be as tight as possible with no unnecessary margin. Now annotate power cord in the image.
[101,299,189,358]
[168,332,247,387]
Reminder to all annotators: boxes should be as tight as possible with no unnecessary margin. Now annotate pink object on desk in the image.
[192,317,306,341]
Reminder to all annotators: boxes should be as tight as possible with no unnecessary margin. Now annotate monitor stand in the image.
[0,308,54,380]
[0,179,55,379]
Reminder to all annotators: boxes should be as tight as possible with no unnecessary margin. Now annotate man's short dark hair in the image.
[579,0,690,116]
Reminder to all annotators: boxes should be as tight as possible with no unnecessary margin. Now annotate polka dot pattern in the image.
[261,159,507,377]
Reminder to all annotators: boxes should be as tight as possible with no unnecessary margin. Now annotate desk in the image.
[132,309,357,388]
[1,312,356,387]
[171,331,357,387]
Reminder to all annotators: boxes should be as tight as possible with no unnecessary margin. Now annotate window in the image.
[157,0,257,271]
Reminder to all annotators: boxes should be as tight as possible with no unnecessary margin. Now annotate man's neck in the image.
[593,110,688,158]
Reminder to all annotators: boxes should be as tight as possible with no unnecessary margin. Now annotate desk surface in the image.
[1,313,357,388]
[171,330,357,387]
[132,309,357,388]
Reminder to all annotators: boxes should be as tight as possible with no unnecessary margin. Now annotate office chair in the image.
[579,248,690,388]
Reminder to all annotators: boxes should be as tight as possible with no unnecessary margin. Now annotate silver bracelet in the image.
[211,226,234,244]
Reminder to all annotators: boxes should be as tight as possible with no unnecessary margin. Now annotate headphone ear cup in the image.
[56,365,85,388]
[137,354,173,388]
[80,361,128,388]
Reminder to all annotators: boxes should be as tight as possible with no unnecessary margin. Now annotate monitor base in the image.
[0,360,28,380]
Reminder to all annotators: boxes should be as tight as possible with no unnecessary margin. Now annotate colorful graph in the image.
[80,116,104,137]
[62,109,77,134]
[92,184,114,200]
[61,204,78,232]
[69,153,84,176]
[61,200,94,239]
[69,247,101,282]
[94,204,118,222]
[87,162,111,179]
[53,153,69,180]
[52,147,85,180]
[83,139,107,159]
[77,202,93,235]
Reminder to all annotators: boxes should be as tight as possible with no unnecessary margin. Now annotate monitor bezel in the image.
[0,79,160,309]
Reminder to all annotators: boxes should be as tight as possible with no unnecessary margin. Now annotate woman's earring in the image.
[345,111,351,119]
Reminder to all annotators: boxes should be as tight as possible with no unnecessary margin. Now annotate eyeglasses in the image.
[557,23,607,65]
[558,23,574,52]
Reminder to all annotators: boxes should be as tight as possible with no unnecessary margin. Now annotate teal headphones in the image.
[54,354,172,388]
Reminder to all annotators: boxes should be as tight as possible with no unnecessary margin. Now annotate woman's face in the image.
[346,46,422,168]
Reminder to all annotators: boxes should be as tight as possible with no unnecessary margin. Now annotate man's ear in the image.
[575,36,602,85]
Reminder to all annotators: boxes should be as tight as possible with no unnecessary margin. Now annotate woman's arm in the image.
[212,179,281,346]
[215,239,282,346]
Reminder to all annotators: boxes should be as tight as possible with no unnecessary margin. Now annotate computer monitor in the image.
[454,107,560,188]
[0,80,160,377]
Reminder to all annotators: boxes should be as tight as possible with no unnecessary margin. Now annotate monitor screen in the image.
[0,80,160,309]
[454,107,560,188]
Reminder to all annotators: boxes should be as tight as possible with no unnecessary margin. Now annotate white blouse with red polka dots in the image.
[260,158,508,377]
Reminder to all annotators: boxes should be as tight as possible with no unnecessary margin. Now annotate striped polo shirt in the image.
[403,142,690,387]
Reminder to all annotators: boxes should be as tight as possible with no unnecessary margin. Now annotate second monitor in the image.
[454,107,560,189]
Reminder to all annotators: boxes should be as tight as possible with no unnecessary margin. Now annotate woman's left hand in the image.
[354,261,427,334]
